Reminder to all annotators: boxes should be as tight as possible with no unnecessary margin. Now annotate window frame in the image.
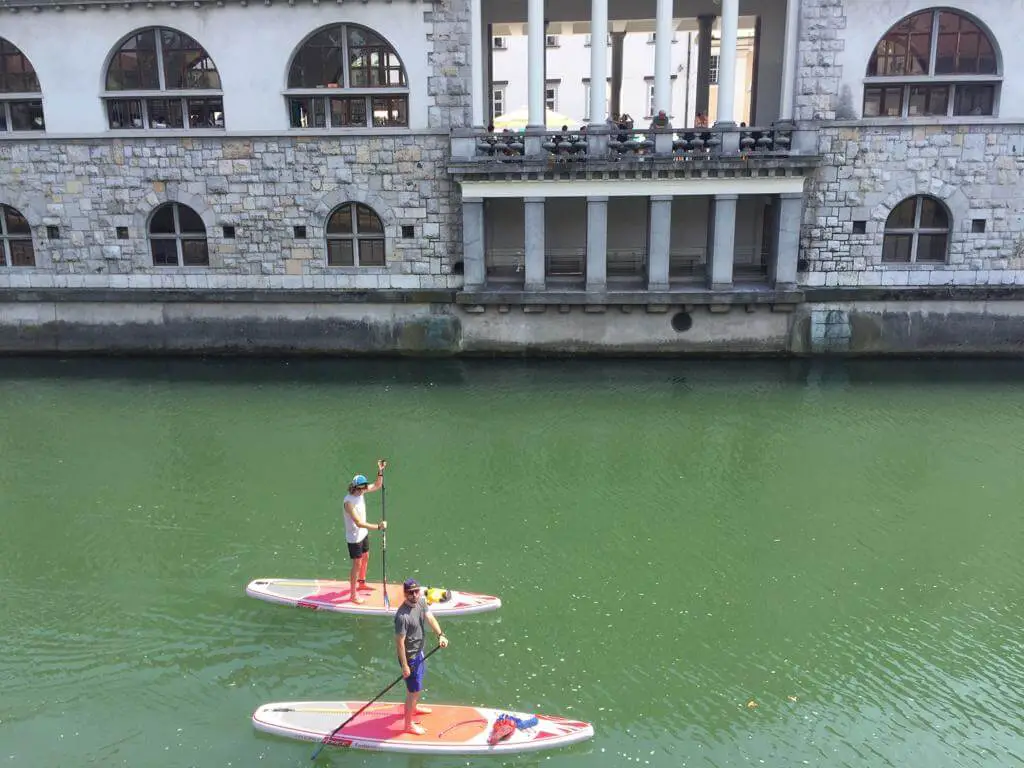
[0,204,34,267]
[103,27,224,131]
[148,202,210,268]
[862,9,1001,119]
[881,195,950,265]
[284,24,410,130]
[0,38,45,133]
[491,84,506,119]
[325,202,387,268]
[544,81,558,112]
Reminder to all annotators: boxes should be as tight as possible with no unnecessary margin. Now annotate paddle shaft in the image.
[380,468,389,608]
[310,645,441,761]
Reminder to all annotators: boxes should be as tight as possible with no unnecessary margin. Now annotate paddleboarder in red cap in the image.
[395,578,449,734]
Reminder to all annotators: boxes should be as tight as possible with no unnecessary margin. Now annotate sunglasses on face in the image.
[404,590,418,598]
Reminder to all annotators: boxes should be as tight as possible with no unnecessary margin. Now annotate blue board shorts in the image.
[404,651,426,693]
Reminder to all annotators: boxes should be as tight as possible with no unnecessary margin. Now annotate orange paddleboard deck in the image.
[252,700,593,755]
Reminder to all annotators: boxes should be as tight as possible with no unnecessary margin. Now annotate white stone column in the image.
[708,194,737,289]
[470,0,485,127]
[648,195,672,290]
[527,0,546,128]
[589,0,608,123]
[772,193,803,288]
[462,198,485,289]
[654,0,673,115]
[715,0,739,125]
[779,0,801,121]
[524,197,546,290]
[586,196,608,291]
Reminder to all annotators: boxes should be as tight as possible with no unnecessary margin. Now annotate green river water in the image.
[1,357,1022,768]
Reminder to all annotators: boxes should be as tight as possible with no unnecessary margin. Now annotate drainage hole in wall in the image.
[671,311,693,332]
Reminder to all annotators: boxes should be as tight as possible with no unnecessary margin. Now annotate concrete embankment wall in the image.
[2,292,1024,356]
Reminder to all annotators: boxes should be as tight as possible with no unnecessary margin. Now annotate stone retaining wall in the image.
[0,135,461,289]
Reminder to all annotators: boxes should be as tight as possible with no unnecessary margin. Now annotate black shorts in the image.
[347,537,370,559]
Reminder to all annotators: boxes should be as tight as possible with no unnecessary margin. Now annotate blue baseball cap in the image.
[403,579,420,591]
[351,474,369,486]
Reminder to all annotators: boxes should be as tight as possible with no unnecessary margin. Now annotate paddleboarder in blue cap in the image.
[343,459,387,603]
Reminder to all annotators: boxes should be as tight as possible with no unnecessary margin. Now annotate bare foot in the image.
[358,582,374,591]
[414,706,432,715]
[404,723,427,735]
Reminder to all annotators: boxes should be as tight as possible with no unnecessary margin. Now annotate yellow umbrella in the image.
[492,107,580,131]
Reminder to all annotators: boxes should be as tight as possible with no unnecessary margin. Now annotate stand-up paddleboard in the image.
[252,700,593,755]
[245,579,501,617]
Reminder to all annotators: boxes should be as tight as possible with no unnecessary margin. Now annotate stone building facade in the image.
[0,0,1023,356]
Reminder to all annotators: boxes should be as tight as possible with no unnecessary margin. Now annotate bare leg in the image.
[358,552,370,586]
[348,558,364,604]
[404,691,426,734]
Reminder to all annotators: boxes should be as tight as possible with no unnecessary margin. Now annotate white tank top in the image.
[343,493,368,544]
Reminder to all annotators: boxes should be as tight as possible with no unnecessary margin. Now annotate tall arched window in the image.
[882,196,949,264]
[149,203,209,266]
[864,9,999,118]
[104,28,223,131]
[326,203,386,266]
[0,205,34,266]
[0,38,44,132]
[286,25,408,129]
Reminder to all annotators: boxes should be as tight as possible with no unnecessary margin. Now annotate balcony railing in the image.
[467,124,802,164]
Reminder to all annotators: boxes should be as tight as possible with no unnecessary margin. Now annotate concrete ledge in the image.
[0,288,457,304]
[448,155,823,177]
[803,286,1024,302]
[455,287,805,306]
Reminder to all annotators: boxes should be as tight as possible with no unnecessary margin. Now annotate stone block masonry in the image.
[425,0,474,130]
[0,135,462,290]
[800,124,1024,288]
[796,0,847,121]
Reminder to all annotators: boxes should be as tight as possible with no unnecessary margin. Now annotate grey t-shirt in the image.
[394,598,428,658]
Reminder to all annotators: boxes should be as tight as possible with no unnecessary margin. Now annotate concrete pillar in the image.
[524,197,545,290]
[648,195,672,290]
[527,0,545,128]
[695,15,713,123]
[708,194,737,290]
[773,193,803,288]
[586,196,608,291]
[610,31,625,118]
[779,0,801,121]
[654,0,673,115]
[462,198,485,289]
[589,0,608,124]
[470,0,484,126]
[715,0,739,126]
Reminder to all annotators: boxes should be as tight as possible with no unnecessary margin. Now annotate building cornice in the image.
[0,0,432,12]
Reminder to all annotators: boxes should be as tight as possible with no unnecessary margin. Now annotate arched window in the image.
[326,203,386,266]
[0,38,44,132]
[0,205,34,266]
[864,9,999,118]
[286,25,408,129]
[149,203,209,266]
[882,196,949,264]
[104,28,223,131]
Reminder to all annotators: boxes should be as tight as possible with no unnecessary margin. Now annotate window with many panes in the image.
[286,24,408,129]
[326,203,386,267]
[545,82,558,112]
[0,38,44,132]
[149,203,209,267]
[104,27,223,130]
[882,196,949,264]
[863,9,999,118]
[0,204,34,266]
[492,85,506,119]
